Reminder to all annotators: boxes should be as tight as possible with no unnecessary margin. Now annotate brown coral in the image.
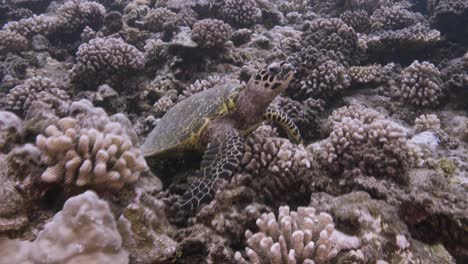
[301,18,360,65]
[55,0,106,33]
[393,60,444,107]
[0,30,29,54]
[319,106,421,181]
[143,7,177,32]
[71,37,145,85]
[221,0,262,27]
[191,19,232,49]
[2,14,57,37]
[6,76,70,117]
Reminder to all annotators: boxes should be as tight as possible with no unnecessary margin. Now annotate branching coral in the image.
[35,101,147,191]
[144,39,169,65]
[143,7,177,32]
[325,104,383,133]
[55,0,106,33]
[297,60,351,99]
[239,125,315,203]
[340,10,371,33]
[301,18,360,65]
[341,0,382,13]
[319,105,421,180]
[153,95,175,117]
[414,114,441,132]
[71,37,145,85]
[6,76,70,117]
[0,191,128,263]
[221,0,262,27]
[348,64,383,84]
[80,26,103,42]
[0,30,28,54]
[2,14,57,37]
[370,6,424,32]
[393,61,444,107]
[235,206,360,264]
[191,19,232,49]
[362,23,441,53]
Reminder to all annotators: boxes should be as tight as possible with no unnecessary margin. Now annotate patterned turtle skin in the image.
[141,80,244,158]
[141,62,300,210]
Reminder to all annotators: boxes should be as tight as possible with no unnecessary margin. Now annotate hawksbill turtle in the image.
[141,62,302,210]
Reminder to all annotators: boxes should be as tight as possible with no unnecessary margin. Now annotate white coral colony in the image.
[235,206,360,264]
[36,113,147,190]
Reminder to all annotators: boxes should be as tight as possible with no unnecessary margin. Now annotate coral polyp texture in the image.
[234,206,359,264]
[35,104,147,191]
[6,76,70,117]
[191,19,233,49]
[143,7,177,32]
[71,37,145,85]
[414,114,441,132]
[393,60,444,107]
[2,14,57,37]
[0,30,29,54]
[0,191,128,263]
[340,10,371,33]
[221,0,262,27]
[301,18,360,65]
[299,59,351,99]
[319,105,421,180]
[370,5,423,32]
[55,0,106,33]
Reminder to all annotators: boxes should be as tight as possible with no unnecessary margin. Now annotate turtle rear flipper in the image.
[178,130,244,210]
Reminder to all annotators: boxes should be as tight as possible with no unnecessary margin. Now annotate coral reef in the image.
[0,0,467,262]
[340,10,371,33]
[55,0,106,34]
[370,5,423,32]
[71,37,145,87]
[235,205,360,264]
[191,19,232,49]
[0,30,28,54]
[318,105,421,181]
[5,76,70,117]
[393,61,444,107]
[143,7,177,32]
[35,101,147,191]
[221,0,262,27]
[414,114,441,132]
[2,14,57,37]
[0,191,129,263]
[301,18,360,65]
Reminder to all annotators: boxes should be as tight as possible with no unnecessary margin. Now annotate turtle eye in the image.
[267,63,280,75]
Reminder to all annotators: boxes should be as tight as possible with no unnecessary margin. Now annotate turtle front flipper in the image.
[264,108,303,144]
[178,130,244,210]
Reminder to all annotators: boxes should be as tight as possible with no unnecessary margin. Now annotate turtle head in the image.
[249,61,295,96]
